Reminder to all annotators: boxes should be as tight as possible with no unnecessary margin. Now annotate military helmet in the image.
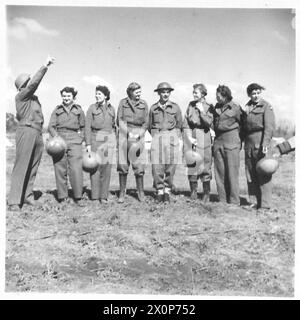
[15,73,31,90]
[256,157,279,176]
[46,136,67,157]
[154,82,174,92]
[82,151,100,173]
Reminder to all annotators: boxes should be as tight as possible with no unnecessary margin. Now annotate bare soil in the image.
[5,134,295,296]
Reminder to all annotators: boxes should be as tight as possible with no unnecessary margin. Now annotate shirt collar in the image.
[154,100,172,110]
[126,97,141,107]
[96,101,108,109]
[59,103,78,111]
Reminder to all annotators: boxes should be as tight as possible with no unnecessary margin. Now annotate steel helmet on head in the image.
[154,82,174,92]
[15,73,31,90]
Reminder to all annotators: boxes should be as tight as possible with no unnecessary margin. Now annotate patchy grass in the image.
[6,135,295,296]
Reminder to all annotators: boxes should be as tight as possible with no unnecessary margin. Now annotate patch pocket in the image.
[123,106,133,121]
[71,108,81,116]
[92,109,103,116]
[153,110,163,124]
[251,108,264,123]
[135,106,146,122]
[223,109,236,118]
[165,110,177,123]
[55,108,65,115]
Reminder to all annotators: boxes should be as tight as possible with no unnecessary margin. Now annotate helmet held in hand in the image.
[256,157,279,176]
[82,151,100,172]
[46,136,67,157]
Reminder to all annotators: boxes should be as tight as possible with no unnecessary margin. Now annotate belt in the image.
[18,122,42,132]
[246,128,263,134]
[91,128,113,133]
[191,125,210,133]
[57,128,78,133]
[152,127,176,132]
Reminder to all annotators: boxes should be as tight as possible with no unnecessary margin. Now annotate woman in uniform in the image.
[183,84,213,202]
[48,87,85,206]
[85,85,116,204]
[212,85,243,206]
[116,82,149,203]
[242,83,276,211]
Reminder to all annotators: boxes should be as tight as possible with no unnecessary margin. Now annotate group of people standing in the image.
[8,56,279,212]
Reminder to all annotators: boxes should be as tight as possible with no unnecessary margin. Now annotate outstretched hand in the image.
[272,147,281,158]
[46,55,55,67]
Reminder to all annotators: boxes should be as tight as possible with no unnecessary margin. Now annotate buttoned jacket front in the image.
[85,102,116,145]
[212,100,242,149]
[242,98,275,149]
[149,100,182,135]
[117,97,149,133]
[48,103,85,144]
[183,100,213,149]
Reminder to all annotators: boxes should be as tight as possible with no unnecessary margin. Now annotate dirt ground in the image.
[5,133,295,296]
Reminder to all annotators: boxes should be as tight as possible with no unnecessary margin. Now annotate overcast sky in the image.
[5,4,295,126]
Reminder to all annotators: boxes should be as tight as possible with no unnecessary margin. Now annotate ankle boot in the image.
[202,181,210,203]
[189,181,198,200]
[135,175,145,201]
[118,174,127,203]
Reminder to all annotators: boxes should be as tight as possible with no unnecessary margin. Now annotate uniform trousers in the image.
[8,126,43,205]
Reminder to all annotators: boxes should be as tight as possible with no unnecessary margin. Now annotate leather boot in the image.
[202,181,210,203]
[135,175,145,201]
[189,181,198,200]
[118,174,127,203]
[156,190,164,203]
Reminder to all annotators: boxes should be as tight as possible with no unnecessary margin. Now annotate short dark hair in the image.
[60,86,78,98]
[96,85,110,100]
[216,85,232,102]
[193,83,207,96]
[126,82,141,98]
[246,83,265,96]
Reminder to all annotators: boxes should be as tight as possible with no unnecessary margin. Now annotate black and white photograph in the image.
[2,0,298,299]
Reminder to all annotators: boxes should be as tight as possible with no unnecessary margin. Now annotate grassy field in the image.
[5,133,295,296]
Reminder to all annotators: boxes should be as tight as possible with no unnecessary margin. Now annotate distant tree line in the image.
[6,113,18,132]
[273,119,295,139]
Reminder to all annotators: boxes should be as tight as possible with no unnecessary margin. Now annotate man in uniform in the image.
[242,83,276,210]
[8,56,55,211]
[116,82,149,203]
[212,85,243,206]
[149,82,183,203]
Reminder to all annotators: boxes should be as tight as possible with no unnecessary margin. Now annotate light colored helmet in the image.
[15,73,30,90]
[256,158,279,175]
